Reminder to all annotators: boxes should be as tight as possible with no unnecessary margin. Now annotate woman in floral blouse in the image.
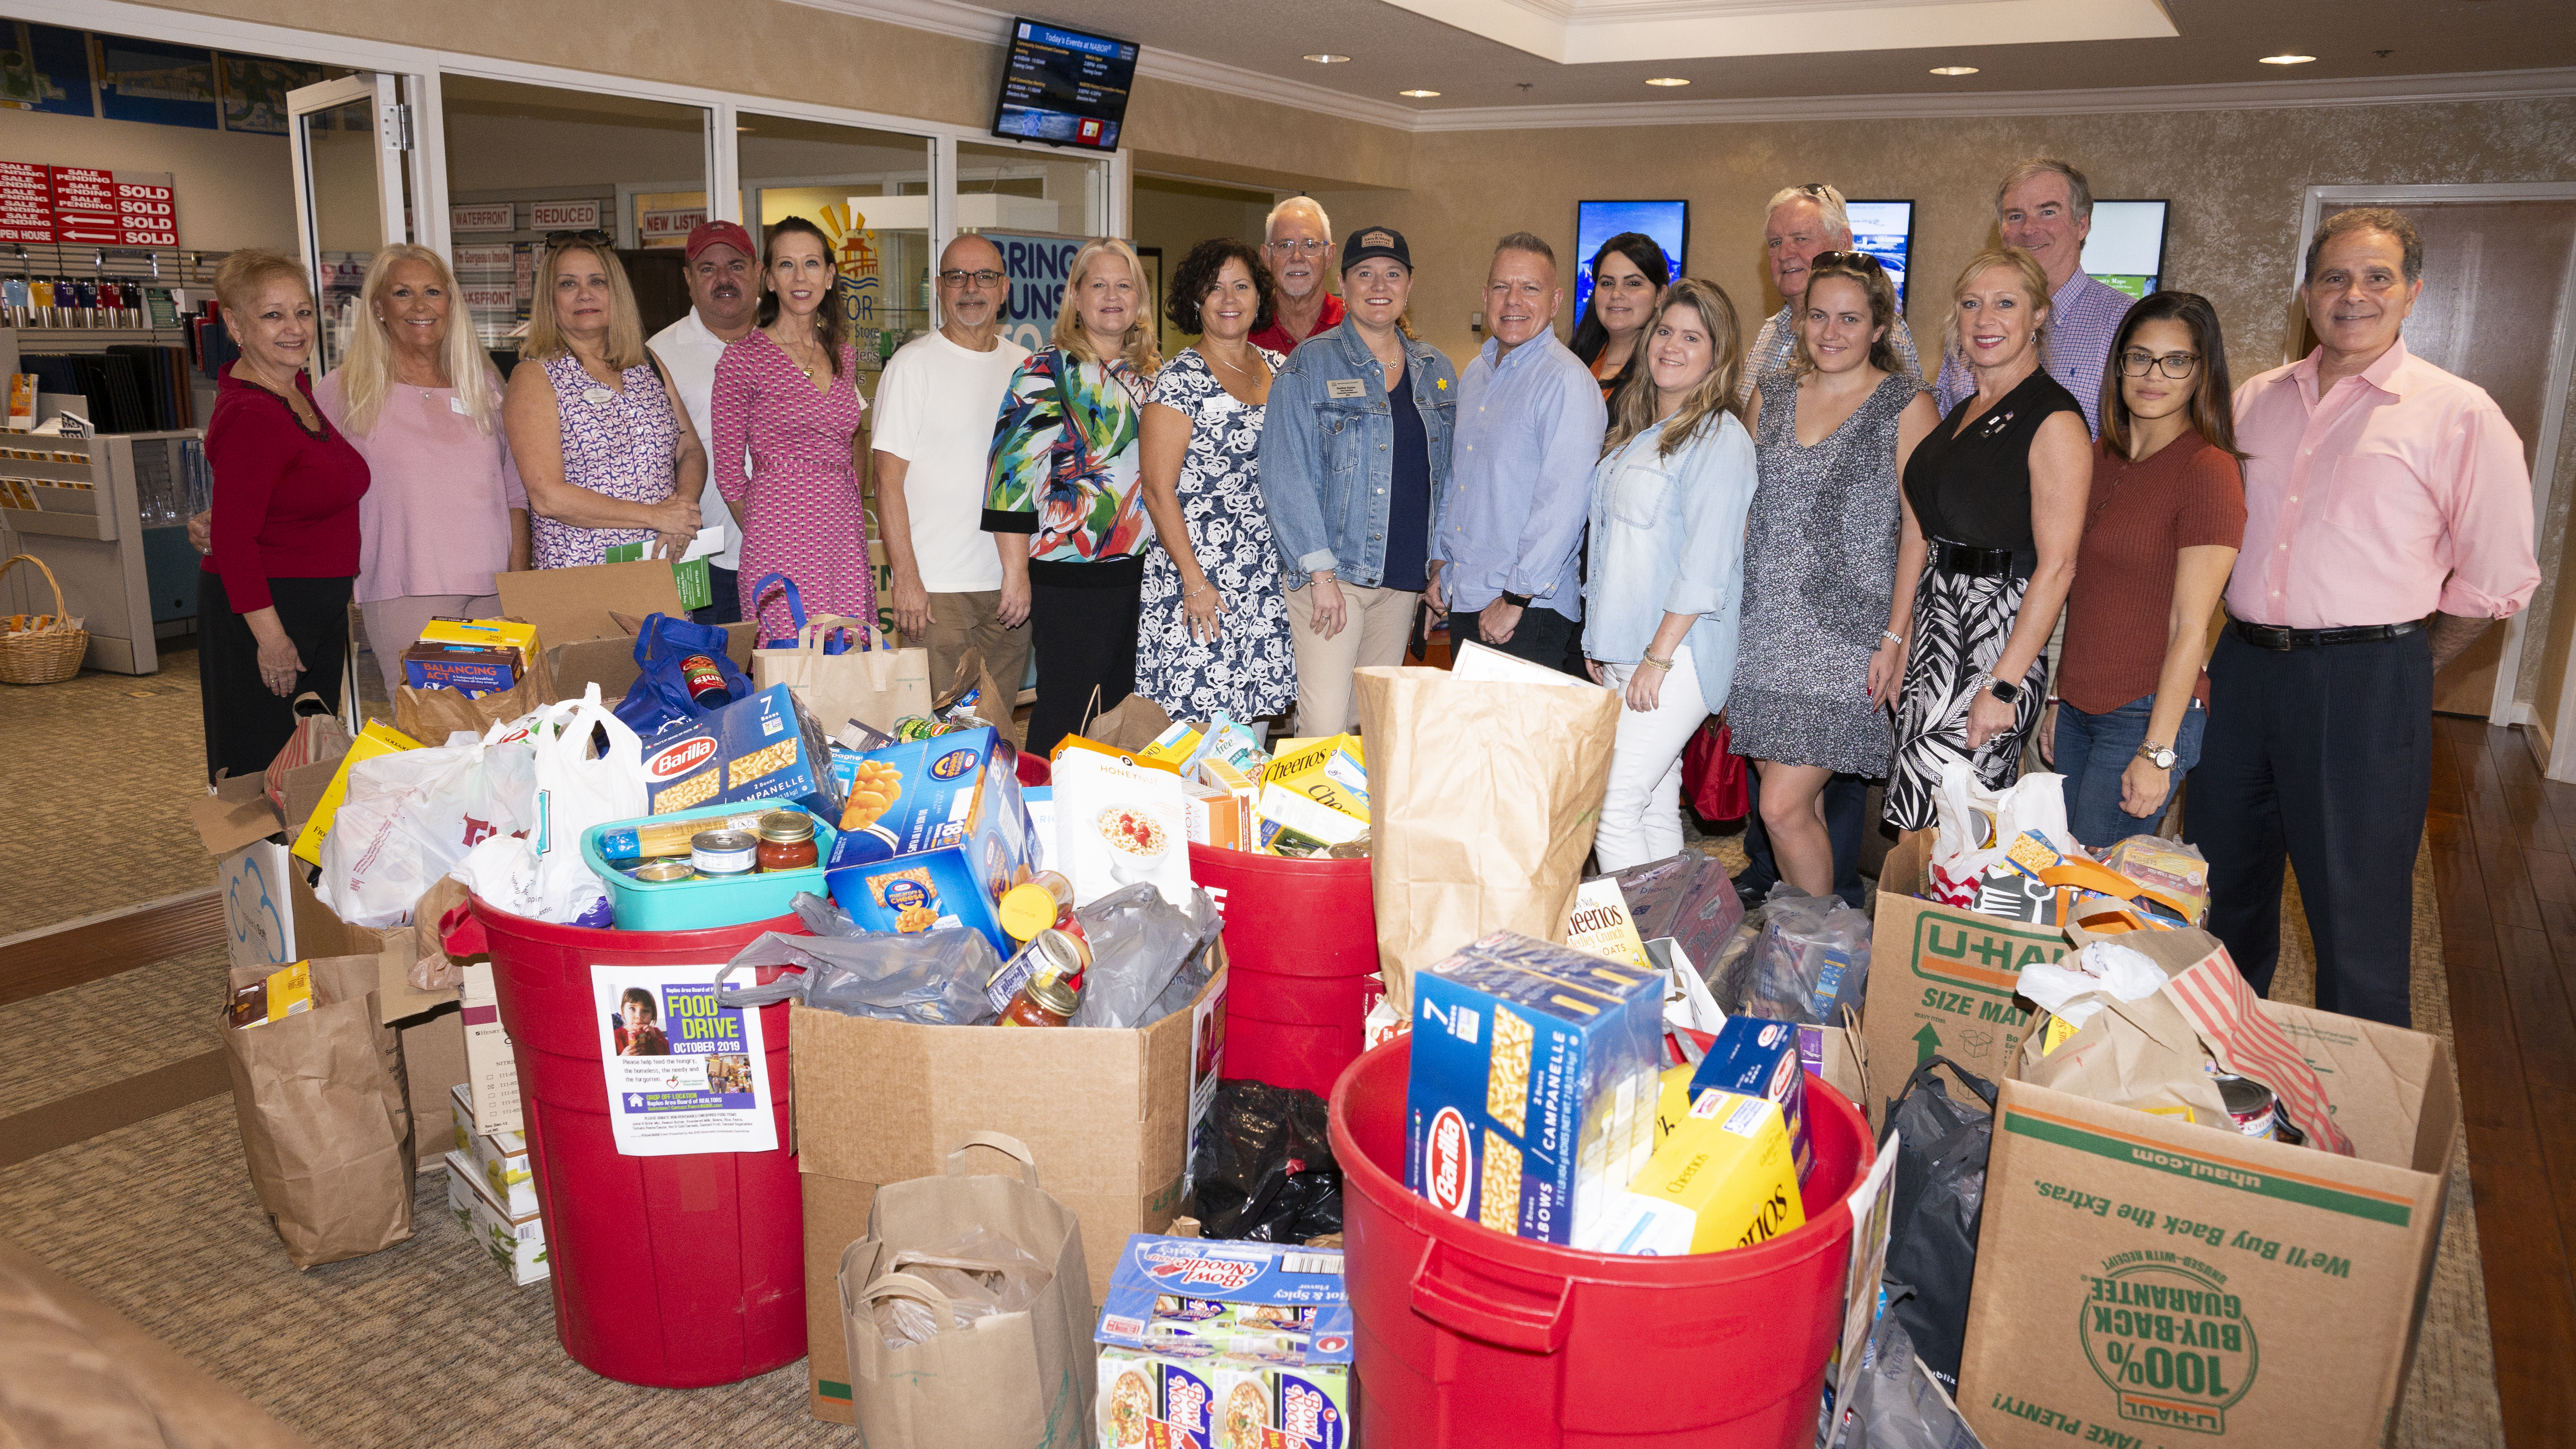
[983,236,1161,756]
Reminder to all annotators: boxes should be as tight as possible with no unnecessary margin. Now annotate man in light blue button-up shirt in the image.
[1429,233,1608,675]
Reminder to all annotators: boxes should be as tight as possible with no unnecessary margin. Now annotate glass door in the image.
[287,74,410,373]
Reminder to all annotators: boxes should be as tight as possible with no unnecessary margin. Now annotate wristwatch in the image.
[1499,590,1534,609]
[2137,741,2179,770]
[1984,674,2024,705]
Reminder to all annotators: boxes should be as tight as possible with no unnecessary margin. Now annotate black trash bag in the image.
[1836,1282,1986,1449]
[1192,1079,1343,1243]
[1880,1057,1998,1396]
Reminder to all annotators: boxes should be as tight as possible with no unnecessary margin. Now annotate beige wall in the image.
[6,109,293,254]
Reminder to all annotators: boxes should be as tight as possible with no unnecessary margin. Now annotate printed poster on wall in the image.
[589,962,776,1156]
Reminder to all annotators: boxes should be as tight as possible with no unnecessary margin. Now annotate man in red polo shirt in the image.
[1249,197,1345,355]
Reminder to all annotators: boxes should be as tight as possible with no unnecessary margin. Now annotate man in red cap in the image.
[647,219,761,623]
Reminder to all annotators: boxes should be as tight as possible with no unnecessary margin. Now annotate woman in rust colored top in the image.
[2043,291,2247,849]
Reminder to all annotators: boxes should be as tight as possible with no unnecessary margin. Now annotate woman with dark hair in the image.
[710,215,870,638]
[1133,238,1296,719]
[2041,291,2247,847]
[1569,232,1671,400]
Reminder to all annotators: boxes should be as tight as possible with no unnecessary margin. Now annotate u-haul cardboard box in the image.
[1860,835,2048,1126]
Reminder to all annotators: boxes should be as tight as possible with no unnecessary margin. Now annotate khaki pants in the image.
[1287,582,1420,736]
[926,589,1033,713]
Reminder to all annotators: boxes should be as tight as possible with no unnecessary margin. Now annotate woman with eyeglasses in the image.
[984,236,1160,757]
[710,216,873,638]
[1883,247,2092,839]
[2037,292,2246,847]
[504,236,707,571]
[1729,251,1939,896]
[1570,232,1671,402]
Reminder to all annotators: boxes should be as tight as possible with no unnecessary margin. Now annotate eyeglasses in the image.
[542,229,612,251]
[1264,239,1327,257]
[2116,349,2201,379]
[1809,249,1884,274]
[937,268,1005,288]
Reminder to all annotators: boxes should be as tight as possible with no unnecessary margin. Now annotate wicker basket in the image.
[0,554,91,685]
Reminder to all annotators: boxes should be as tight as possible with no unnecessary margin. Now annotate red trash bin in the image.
[1189,843,1376,1096]
[453,896,808,1388]
[1329,1039,1874,1446]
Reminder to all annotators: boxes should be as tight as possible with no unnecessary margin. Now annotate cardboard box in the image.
[1859,877,2052,1129]
[289,721,423,866]
[1095,1237,1353,1449]
[1588,1090,1802,1255]
[1263,733,1367,822]
[193,771,334,971]
[458,962,523,1136]
[791,967,1228,1424]
[452,1085,536,1217]
[823,726,1030,955]
[497,559,756,701]
[444,1149,548,1286]
[401,640,519,694]
[1689,1016,1814,1185]
[1957,1000,2458,1449]
[639,682,841,818]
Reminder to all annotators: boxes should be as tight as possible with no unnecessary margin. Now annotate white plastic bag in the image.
[1927,761,2068,907]
[316,721,539,928]
[528,683,647,921]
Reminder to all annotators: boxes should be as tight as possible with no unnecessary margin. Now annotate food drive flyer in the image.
[589,963,777,1156]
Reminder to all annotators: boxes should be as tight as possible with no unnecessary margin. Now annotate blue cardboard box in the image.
[1687,1016,1816,1184]
[1403,932,1663,1246]
[1095,1235,1352,1361]
[638,682,842,819]
[821,727,1031,955]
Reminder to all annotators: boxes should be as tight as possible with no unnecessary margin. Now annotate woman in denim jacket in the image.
[1582,279,1761,870]
[1257,226,1457,735]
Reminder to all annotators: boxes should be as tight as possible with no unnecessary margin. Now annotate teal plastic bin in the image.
[583,800,840,931]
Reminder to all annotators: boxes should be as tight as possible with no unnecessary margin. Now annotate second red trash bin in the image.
[1189,843,1378,1096]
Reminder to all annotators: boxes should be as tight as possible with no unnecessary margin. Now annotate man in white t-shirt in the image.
[646,220,758,624]
[872,233,1033,699]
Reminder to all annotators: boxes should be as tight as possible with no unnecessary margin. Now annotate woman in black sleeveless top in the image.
[1885,248,2093,834]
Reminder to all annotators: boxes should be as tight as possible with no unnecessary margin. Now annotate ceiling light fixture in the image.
[1399,88,1440,97]
[1303,53,1349,64]
[2259,53,2317,64]
[1928,65,1979,76]
[1645,76,1690,87]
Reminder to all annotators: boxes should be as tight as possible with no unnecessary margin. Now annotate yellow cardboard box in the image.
[1265,733,1367,822]
[289,721,423,865]
[1587,1090,1803,1256]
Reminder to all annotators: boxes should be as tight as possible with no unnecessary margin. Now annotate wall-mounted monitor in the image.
[1843,200,1914,309]
[2081,200,2171,299]
[992,18,1138,152]
[1573,200,1689,322]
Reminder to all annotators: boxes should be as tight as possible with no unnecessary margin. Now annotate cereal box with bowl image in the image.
[821,726,1032,955]
[640,682,844,819]
[1405,932,1664,1247]
[1096,1235,1351,1449]
[1053,745,1191,909]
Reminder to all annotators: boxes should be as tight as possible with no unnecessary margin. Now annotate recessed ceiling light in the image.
[1928,65,1980,76]
[2260,53,2317,64]
[1303,53,1349,64]
[1399,88,1440,98]
[1645,76,1690,87]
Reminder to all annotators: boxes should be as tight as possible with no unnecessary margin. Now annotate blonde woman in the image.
[502,236,706,570]
[1580,279,1761,870]
[982,236,1161,755]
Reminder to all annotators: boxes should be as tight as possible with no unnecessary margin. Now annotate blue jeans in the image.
[2054,693,2207,850]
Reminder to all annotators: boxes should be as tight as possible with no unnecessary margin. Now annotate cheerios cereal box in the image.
[820,726,1032,954]
[640,683,844,819]
[1405,932,1664,1246]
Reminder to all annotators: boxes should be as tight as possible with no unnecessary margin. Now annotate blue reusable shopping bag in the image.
[612,612,755,734]
[747,572,866,655]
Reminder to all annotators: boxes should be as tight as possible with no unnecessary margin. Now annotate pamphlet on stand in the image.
[589,961,777,1155]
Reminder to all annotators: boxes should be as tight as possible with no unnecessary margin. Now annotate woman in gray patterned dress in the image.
[1730,252,1940,896]
[1133,239,1297,720]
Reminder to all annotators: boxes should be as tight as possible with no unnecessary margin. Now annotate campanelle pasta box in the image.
[1097,1236,1352,1449]
[1404,932,1663,1246]
[821,727,1031,955]
[640,682,844,819]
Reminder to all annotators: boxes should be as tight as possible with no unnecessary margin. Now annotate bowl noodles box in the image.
[821,726,1032,956]
[1096,1235,1350,1449]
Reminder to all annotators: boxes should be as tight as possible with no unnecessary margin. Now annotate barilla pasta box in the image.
[1584,1089,1803,1257]
[1405,932,1664,1246]
[640,682,843,819]
[1687,1016,1815,1184]
[821,727,1031,955]
[1096,1237,1352,1449]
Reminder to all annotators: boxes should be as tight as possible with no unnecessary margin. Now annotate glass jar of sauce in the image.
[999,973,1079,1028]
[756,810,818,872]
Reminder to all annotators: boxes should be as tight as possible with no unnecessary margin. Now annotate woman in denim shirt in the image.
[1257,226,1457,735]
[1582,279,1761,870]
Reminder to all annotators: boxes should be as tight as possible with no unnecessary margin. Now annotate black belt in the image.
[2229,618,2423,651]
[1928,538,2032,580]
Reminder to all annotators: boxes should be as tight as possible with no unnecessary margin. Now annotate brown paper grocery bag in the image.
[836,1133,1096,1448]
[1077,689,1170,753]
[1352,664,1619,1011]
[221,955,417,1269]
[936,646,1016,730]
[755,615,933,734]
[392,646,558,745]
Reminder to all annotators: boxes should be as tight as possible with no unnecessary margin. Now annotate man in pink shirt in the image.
[2190,208,2539,1026]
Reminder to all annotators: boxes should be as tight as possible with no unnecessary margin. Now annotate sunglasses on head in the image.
[543,229,613,251]
[1809,250,1884,274]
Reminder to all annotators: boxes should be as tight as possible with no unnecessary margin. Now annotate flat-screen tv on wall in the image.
[2081,200,2171,299]
[992,18,1138,152]
[1843,200,1914,308]
[1574,200,1689,322]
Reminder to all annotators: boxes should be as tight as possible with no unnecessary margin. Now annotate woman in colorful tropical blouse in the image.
[983,236,1161,756]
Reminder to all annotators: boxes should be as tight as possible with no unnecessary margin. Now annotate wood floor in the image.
[2429,717,2576,1448]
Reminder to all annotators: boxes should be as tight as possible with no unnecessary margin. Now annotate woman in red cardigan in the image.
[197,249,370,781]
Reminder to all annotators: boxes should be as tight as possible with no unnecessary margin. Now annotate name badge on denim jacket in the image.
[1325,379,1368,400]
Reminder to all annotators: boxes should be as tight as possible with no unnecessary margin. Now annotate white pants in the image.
[1595,649,1713,872]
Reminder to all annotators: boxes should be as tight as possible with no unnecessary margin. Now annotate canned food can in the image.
[2209,1071,2278,1140]
[691,829,761,876]
[631,860,696,884]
